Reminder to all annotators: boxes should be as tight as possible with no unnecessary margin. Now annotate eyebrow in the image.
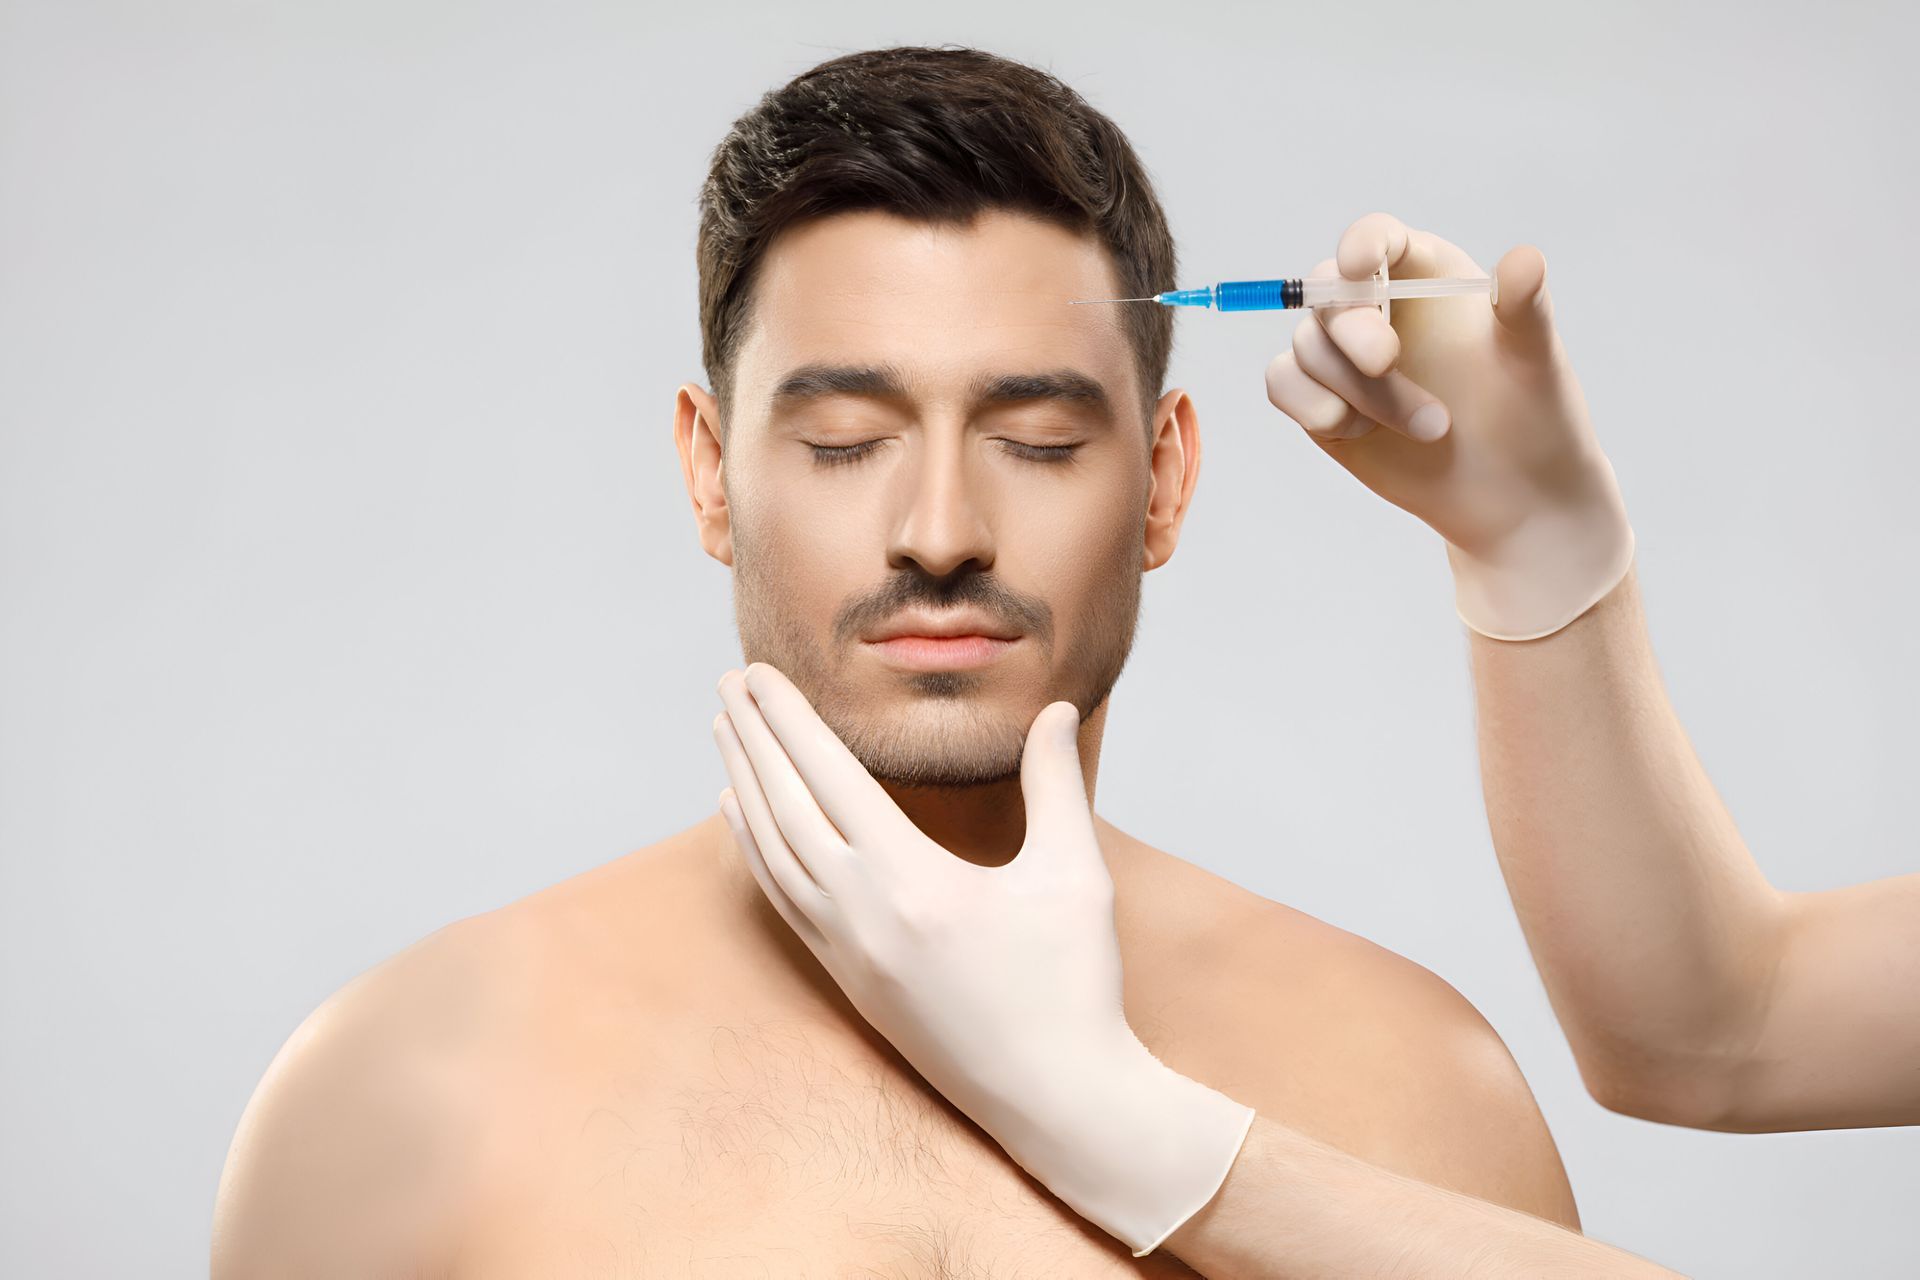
[768,362,1113,417]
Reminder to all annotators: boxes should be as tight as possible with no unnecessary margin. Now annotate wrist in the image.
[1446,454,1635,642]
[996,1032,1256,1258]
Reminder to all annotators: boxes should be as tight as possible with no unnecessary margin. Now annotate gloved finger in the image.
[719,785,828,955]
[717,669,852,870]
[1263,347,1375,441]
[1335,211,1461,283]
[713,710,839,920]
[1291,312,1451,443]
[1330,213,1491,374]
[1490,243,1557,358]
[1308,255,1400,379]
[741,662,908,850]
[1016,701,1107,879]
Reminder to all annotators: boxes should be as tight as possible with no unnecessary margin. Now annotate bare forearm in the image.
[1162,1115,1677,1279]
[1467,565,1790,1120]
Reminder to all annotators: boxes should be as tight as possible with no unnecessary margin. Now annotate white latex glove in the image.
[1265,212,1635,641]
[710,663,1255,1258]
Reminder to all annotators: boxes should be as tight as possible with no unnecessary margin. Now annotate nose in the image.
[886,432,996,579]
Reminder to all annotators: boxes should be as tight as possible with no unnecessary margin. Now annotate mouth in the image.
[859,608,1024,672]
[861,633,1020,672]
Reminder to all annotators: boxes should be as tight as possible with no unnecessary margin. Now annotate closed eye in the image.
[806,440,1082,467]
[808,440,884,467]
[997,441,1081,463]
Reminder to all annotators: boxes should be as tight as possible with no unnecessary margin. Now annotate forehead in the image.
[732,208,1137,406]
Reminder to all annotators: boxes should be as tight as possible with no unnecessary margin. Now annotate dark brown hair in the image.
[696,45,1177,431]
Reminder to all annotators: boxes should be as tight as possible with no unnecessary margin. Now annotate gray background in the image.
[3,1,1915,1274]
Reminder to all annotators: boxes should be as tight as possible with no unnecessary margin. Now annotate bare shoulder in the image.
[1106,829,1580,1231]
[210,903,549,1279]
[209,826,731,1277]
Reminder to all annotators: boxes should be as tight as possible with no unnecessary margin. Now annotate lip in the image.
[863,609,1021,643]
[863,634,1020,671]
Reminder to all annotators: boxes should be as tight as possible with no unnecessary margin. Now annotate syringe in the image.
[1071,272,1495,312]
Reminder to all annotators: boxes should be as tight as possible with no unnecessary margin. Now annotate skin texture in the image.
[211,209,1581,1278]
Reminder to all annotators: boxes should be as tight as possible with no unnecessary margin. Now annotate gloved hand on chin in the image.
[711,662,1255,1259]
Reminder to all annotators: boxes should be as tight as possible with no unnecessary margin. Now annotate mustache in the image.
[832,570,1053,647]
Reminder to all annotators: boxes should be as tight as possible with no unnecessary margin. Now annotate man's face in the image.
[712,209,1163,788]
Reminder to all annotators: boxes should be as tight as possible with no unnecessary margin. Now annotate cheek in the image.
[732,447,857,559]
[740,488,876,606]
[1007,480,1145,592]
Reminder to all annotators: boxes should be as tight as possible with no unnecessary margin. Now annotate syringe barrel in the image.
[1300,276,1390,308]
[1211,279,1303,311]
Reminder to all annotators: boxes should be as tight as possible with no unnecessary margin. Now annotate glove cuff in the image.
[1446,455,1636,642]
[1123,1074,1256,1258]
[1004,1039,1256,1258]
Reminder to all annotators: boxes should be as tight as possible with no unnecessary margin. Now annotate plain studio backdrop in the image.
[3,1,1917,1275]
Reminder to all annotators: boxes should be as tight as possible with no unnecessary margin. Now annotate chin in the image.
[831,699,1028,789]
[861,755,1022,790]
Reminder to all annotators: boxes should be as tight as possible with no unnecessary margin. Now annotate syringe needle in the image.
[1068,297,1159,304]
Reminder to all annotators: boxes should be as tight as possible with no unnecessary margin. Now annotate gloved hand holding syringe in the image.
[1087,222,1630,643]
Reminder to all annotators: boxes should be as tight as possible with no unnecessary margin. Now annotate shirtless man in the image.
[211,46,1581,1277]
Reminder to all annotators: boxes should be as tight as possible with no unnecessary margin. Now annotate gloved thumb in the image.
[1018,700,1095,854]
[1491,244,1557,358]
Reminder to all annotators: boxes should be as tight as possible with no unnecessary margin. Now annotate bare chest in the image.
[455,1014,1203,1279]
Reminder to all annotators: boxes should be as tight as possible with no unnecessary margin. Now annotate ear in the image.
[1142,387,1201,572]
[674,383,733,566]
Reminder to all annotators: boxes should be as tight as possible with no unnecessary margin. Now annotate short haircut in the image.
[696,45,1178,433]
